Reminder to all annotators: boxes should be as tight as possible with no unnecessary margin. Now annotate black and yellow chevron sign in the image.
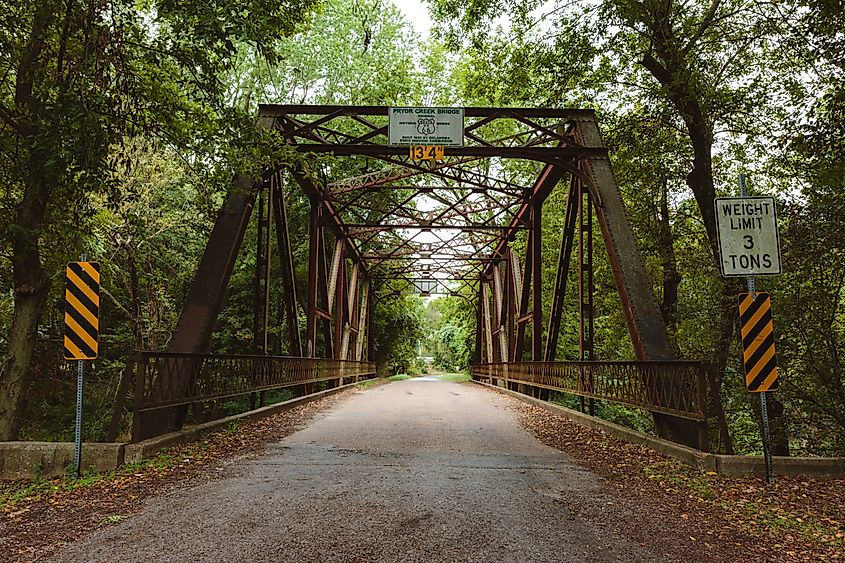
[63,262,101,360]
[739,292,779,392]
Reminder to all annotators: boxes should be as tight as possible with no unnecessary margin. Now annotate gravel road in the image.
[55,378,678,562]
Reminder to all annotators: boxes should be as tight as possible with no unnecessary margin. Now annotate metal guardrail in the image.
[471,361,707,421]
[133,352,376,413]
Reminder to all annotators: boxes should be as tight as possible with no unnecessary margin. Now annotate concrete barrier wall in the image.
[474,380,845,478]
[0,442,125,480]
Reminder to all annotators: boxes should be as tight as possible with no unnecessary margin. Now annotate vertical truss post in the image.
[545,177,579,361]
[492,261,507,364]
[479,283,487,364]
[511,247,523,314]
[532,202,543,361]
[251,183,268,409]
[506,249,517,362]
[271,171,302,356]
[366,283,375,363]
[474,288,483,365]
[341,262,359,360]
[306,197,320,357]
[514,237,531,361]
[356,276,370,361]
[332,245,346,363]
[578,171,596,415]
[317,227,333,358]
[262,183,273,354]
[503,256,511,375]
[259,181,273,406]
[253,183,266,353]
[482,280,495,374]
[328,240,343,313]
[479,281,488,363]
[351,264,361,359]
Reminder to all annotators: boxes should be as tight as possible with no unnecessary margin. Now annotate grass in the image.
[387,374,412,381]
[437,373,471,382]
[356,378,383,389]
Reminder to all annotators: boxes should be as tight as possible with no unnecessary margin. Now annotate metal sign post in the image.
[716,176,781,484]
[74,358,84,478]
[63,256,101,479]
[739,174,774,484]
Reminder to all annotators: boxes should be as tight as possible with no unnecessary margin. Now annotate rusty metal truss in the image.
[131,352,375,441]
[128,104,706,450]
[471,361,709,450]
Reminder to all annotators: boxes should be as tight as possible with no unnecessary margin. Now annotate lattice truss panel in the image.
[262,106,597,296]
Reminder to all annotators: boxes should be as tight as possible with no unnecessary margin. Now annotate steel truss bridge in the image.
[125,105,708,450]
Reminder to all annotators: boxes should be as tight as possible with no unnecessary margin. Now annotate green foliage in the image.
[768,150,845,455]
[372,291,425,375]
[0,0,320,439]
[596,402,656,435]
[2,0,843,456]
[227,0,421,108]
[431,0,845,454]
[356,377,383,389]
[422,296,475,371]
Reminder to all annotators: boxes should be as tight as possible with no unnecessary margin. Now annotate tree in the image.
[423,296,475,370]
[429,0,799,451]
[226,0,420,109]
[372,291,425,375]
[768,0,845,454]
[0,0,317,439]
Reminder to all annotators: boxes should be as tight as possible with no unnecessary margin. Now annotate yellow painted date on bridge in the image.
[409,145,445,160]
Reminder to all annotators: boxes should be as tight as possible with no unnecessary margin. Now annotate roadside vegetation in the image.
[0,0,842,457]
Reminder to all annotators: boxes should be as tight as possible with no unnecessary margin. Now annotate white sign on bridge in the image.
[715,196,782,277]
[388,107,464,147]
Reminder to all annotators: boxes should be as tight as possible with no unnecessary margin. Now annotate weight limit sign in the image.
[715,196,781,277]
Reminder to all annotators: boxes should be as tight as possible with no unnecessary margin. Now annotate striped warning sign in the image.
[63,262,101,360]
[739,292,778,392]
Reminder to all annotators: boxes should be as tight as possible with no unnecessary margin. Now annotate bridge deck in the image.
[58,379,686,562]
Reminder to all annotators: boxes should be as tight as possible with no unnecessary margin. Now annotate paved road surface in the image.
[57,378,667,562]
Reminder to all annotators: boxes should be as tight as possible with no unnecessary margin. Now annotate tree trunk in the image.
[708,356,734,454]
[0,149,52,440]
[641,16,791,453]
[0,0,55,441]
[656,177,681,339]
[0,288,50,440]
[105,251,144,442]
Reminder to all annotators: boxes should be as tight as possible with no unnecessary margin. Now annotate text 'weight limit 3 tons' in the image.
[714,196,781,276]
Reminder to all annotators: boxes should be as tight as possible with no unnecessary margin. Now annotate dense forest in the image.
[0,0,842,456]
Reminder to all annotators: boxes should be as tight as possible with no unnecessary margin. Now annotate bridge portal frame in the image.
[130,105,705,449]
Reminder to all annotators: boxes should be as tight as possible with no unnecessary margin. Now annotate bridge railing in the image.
[132,352,376,415]
[470,361,707,421]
